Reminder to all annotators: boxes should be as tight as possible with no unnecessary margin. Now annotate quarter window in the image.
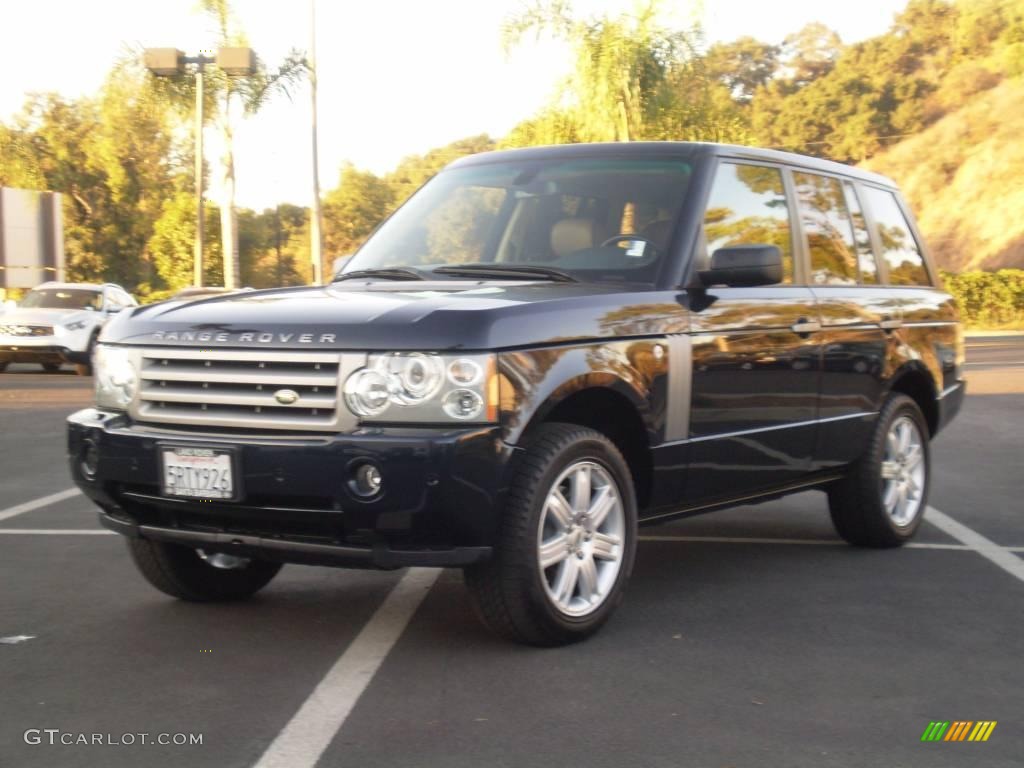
[842,182,879,284]
[792,172,857,285]
[703,163,793,283]
[862,187,931,286]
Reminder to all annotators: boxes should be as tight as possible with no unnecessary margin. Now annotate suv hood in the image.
[103,282,689,350]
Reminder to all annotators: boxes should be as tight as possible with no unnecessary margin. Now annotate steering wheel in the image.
[600,235,659,254]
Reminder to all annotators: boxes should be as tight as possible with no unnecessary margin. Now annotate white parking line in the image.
[253,567,441,768]
[0,488,80,522]
[925,506,1024,583]
[0,529,112,535]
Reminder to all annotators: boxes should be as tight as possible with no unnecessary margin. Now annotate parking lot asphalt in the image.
[0,336,1021,768]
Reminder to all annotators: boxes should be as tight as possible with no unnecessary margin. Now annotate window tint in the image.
[793,172,857,285]
[842,182,879,284]
[704,163,792,283]
[862,187,930,286]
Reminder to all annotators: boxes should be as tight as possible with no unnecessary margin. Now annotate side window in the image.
[792,172,857,285]
[862,187,931,286]
[703,162,793,283]
[842,182,879,284]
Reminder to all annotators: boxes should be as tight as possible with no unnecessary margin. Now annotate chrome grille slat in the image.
[139,386,337,409]
[129,348,364,432]
[139,365,338,387]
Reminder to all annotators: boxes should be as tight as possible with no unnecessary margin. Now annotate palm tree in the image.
[199,0,306,288]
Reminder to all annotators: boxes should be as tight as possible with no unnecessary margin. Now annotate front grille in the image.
[0,324,53,337]
[133,348,363,432]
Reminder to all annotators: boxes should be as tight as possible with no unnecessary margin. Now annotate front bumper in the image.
[68,409,515,569]
[0,328,92,364]
[0,343,89,364]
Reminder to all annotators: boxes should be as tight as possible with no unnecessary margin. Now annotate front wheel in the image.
[464,423,638,646]
[828,393,930,547]
[127,538,282,601]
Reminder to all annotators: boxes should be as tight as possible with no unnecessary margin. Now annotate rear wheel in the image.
[464,423,637,646]
[828,393,930,547]
[0,362,7,373]
[127,538,282,601]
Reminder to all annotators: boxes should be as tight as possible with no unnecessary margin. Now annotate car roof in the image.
[34,282,128,292]
[33,282,103,291]
[447,141,897,188]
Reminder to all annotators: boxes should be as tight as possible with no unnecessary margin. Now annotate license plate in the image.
[160,446,236,500]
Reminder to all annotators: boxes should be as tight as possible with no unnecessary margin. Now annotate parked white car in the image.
[0,282,137,374]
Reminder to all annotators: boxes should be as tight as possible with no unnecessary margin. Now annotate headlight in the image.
[344,352,496,423]
[94,345,138,410]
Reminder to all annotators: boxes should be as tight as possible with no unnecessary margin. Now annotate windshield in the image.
[20,288,102,310]
[340,156,693,284]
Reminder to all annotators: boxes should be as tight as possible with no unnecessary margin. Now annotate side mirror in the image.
[699,245,783,288]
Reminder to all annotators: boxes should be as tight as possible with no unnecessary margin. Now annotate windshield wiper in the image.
[432,264,578,283]
[334,268,427,282]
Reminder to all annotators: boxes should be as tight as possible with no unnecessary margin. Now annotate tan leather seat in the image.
[550,218,599,257]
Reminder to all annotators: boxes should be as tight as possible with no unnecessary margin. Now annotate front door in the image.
[685,160,820,503]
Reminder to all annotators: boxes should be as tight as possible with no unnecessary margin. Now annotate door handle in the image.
[879,317,903,332]
[791,318,821,335]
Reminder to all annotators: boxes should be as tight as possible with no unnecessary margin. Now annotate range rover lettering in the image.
[67,143,965,646]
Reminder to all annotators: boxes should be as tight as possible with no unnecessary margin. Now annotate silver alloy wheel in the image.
[880,415,926,527]
[198,550,251,570]
[536,460,626,617]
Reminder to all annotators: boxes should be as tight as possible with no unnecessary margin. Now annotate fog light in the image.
[350,462,383,497]
[80,439,100,481]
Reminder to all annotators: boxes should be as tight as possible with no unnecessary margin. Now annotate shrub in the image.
[941,269,1024,328]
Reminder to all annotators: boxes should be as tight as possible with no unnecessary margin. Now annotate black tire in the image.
[74,333,99,376]
[464,423,638,646]
[127,538,282,602]
[828,393,930,548]
[42,363,62,373]
[0,362,8,373]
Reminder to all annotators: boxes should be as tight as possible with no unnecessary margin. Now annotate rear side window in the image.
[792,172,858,285]
[842,182,879,284]
[862,187,931,286]
[704,162,793,283]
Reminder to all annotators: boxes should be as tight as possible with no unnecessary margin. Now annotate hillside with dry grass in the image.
[866,77,1024,271]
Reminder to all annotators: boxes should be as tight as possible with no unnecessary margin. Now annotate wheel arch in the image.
[518,383,654,511]
[886,363,939,437]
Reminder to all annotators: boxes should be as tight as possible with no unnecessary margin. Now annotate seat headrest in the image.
[551,218,597,257]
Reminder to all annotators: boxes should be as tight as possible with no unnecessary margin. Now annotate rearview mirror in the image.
[699,245,782,288]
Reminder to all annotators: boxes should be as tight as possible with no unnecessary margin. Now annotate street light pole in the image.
[193,61,205,288]
[309,0,324,285]
[145,47,254,289]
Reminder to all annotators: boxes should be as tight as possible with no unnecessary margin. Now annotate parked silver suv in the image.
[0,282,136,374]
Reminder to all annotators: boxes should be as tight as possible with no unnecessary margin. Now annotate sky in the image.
[0,0,909,210]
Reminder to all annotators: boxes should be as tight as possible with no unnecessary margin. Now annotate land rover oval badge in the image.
[274,389,299,405]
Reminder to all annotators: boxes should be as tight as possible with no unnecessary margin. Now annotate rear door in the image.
[686,160,820,502]
[790,171,892,469]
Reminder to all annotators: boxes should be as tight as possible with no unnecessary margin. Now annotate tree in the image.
[504,1,700,142]
[503,2,748,145]
[196,0,307,289]
[705,37,780,103]
[321,165,396,264]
